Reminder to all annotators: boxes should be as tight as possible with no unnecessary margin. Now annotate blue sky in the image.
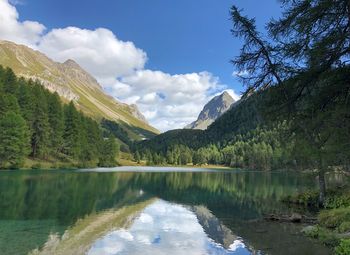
[2,0,282,130]
[16,0,282,94]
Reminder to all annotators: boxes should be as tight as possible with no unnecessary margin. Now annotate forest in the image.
[0,66,120,169]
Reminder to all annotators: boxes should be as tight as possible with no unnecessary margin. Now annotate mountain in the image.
[0,40,159,139]
[185,91,235,130]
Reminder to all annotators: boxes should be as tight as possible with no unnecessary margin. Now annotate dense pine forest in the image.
[0,66,120,169]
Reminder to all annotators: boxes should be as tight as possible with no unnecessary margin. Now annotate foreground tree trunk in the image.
[318,169,326,208]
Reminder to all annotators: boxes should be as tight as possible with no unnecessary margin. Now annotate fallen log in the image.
[264,213,317,224]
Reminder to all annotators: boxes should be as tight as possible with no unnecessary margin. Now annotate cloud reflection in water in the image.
[88,200,250,255]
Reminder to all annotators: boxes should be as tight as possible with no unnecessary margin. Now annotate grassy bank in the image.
[283,179,350,254]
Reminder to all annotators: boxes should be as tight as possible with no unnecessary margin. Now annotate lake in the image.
[0,167,332,255]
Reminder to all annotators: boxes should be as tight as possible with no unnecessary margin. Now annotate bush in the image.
[319,207,350,229]
[338,222,350,233]
[335,239,350,255]
[325,195,350,209]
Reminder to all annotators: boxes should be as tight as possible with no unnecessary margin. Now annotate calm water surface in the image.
[0,167,332,255]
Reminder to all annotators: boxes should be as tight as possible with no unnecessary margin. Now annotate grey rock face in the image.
[185,91,235,130]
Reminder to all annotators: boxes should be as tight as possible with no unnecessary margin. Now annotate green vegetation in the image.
[284,184,350,252]
[0,66,119,169]
[336,239,350,255]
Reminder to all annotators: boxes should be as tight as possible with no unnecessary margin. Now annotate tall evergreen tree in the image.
[47,92,64,155]
[63,102,82,159]
[2,68,18,95]
[30,84,50,158]
[0,94,20,115]
[99,135,119,167]
[0,112,29,168]
[17,79,34,127]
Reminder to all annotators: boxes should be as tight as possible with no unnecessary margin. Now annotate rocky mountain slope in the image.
[185,91,235,130]
[0,40,158,139]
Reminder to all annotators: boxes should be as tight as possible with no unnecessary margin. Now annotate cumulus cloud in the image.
[38,27,147,79]
[107,70,230,131]
[0,0,240,131]
[0,0,45,47]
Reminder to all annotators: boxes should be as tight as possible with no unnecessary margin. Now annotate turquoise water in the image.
[0,168,331,254]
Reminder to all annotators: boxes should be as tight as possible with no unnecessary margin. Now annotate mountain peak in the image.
[185,91,235,130]
[63,59,81,68]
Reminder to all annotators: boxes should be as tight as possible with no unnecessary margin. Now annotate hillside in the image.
[0,40,159,139]
[137,93,262,153]
[185,91,235,130]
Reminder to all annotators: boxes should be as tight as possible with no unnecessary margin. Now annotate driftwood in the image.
[264,213,317,224]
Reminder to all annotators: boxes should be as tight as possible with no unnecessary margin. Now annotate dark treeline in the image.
[0,66,119,168]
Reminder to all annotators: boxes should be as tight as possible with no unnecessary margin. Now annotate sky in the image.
[0,0,282,131]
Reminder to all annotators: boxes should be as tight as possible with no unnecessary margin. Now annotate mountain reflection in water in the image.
[88,200,250,255]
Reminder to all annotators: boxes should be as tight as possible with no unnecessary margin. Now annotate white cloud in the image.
[0,0,45,47]
[232,69,249,77]
[0,0,240,132]
[107,70,236,131]
[38,27,147,79]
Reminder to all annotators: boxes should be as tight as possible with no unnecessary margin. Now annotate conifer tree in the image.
[63,102,83,159]
[0,112,29,168]
[0,94,20,115]
[99,135,119,167]
[2,68,18,95]
[31,84,50,158]
[47,92,64,154]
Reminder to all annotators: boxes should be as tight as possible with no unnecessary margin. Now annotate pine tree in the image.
[47,92,64,154]
[63,102,81,159]
[134,151,141,163]
[0,94,20,115]
[17,79,34,128]
[0,112,29,168]
[2,68,18,95]
[31,84,50,158]
[99,135,119,167]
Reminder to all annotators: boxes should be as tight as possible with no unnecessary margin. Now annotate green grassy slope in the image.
[0,40,159,139]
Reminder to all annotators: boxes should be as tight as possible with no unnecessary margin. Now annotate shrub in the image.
[335,239,350,255]
[338,222,350,233]
[325,195,350,209]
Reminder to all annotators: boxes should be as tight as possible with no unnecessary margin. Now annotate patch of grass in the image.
[319,207,350,229]
[303,226,339,247]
